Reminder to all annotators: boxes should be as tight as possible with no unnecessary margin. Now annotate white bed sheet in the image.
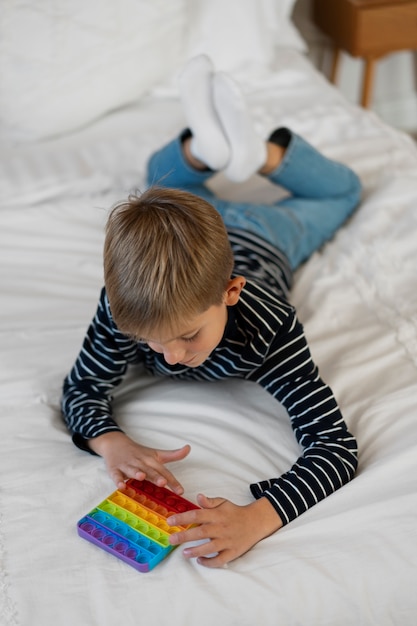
[1,50,417,626]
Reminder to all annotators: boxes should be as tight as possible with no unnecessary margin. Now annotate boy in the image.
[62,56,362,568]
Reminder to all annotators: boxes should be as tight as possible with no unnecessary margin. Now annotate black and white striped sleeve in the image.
[249,311,358,524]
[61,288,139,451]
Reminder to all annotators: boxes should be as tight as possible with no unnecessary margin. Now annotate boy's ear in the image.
[224,276,246,306]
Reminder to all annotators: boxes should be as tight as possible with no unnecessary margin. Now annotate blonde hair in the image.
[104,186,234,337]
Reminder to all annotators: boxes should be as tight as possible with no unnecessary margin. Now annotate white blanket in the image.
[1,48,417,626]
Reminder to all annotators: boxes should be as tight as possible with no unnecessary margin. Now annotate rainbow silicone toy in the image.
[77,478,199,572]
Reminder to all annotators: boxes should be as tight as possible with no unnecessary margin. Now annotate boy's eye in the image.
[182,332,199,343]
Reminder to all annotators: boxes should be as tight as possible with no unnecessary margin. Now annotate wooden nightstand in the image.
[312,0,417,107]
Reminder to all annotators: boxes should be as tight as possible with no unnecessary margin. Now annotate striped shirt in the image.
[62,228,358,525]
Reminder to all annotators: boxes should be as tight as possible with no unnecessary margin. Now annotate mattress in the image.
[1,45,417,625]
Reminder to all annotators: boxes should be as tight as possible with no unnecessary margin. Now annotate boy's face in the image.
[141,276,245,368]
[142,303,228,368]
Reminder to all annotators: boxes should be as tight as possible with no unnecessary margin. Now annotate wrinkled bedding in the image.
[1,49,417,626]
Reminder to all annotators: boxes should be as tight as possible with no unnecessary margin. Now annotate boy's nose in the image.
[163,347,186,365]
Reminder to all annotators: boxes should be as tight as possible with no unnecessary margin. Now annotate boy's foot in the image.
[212,72,266,182]
[178,55,230,171]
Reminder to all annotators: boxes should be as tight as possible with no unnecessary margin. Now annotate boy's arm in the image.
[249,311,358,525]
[61,287,138,450]
[166,308,357,569]
[62,289,191,492]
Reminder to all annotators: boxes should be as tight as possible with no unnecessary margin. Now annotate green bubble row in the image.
[98,498,171,546]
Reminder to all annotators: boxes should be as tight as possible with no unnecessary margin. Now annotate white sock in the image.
[212,72,266,182]
[178,55,230,170]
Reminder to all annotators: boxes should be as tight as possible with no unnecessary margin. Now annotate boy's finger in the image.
[133,469,147,481]
[143,465,185,495]
[161,471,185,495]
[168,525,203,547]
[158,444,191,464]
[167,506,203,529]
[197,494,226,509]
[109,467,126,488]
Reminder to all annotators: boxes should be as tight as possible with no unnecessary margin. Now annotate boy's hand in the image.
[88,431,190,495]
[167,494,283,568]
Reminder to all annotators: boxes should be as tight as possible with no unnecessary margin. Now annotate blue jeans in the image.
[146,130,362,270]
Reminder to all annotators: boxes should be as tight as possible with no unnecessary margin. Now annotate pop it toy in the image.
[77,478,199,572]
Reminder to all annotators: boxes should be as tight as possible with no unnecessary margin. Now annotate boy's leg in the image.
[146,64,266,192]
[209,71,361,267]
[267,128,362,268]
[212,72,266,182]
[267,127,360,199]
[146,54,230,202]
[147,127,361,270]
[211,129,362,270]
[178,55,230,171]
[146,132,218,205]
[147,57,361,270]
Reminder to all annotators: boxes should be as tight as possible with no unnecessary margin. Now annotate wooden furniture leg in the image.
[361,57,377,108]
[330,47,341,83]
